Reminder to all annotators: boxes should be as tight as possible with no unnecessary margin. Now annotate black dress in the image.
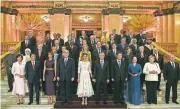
[45,60,55,95]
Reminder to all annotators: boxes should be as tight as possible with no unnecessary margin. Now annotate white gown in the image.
[12,62,29,96]
[77,61,94,97]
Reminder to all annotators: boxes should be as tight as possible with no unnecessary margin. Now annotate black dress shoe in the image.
[36,102,39,105]
[8,89,12,92]
[172,101,179,104]
[28,102,33,105]
[166,101,169,104]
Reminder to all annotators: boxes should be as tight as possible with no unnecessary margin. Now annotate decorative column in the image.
[102,8,125,34]
[167,3,174,42]
[48,8,71,40]
[174,7,180,43]
[162,3,168,42]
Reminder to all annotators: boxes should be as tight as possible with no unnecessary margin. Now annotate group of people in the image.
[4,29,180,106]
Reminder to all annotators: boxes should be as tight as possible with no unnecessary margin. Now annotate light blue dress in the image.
[126,63,143,105]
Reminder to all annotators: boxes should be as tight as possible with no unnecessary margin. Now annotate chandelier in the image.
[82,16,90,22]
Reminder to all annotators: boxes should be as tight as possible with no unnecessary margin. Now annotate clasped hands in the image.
[131,72,138,76]
[56,77,74,82]
[15,74,24,78]
[149,70,158,74]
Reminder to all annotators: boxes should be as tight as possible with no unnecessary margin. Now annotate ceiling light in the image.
[82,16,90,22]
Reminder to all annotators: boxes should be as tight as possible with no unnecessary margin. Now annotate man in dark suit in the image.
[45,33,52,52]
[111,52,127,104]
[152,48,164,91]
[34,44,48,92]
[136,29,145,46]
[28,30,36,53]
[117,29,127,44]
[164,55,180,104]
[20,36,32,55]
[92,41,106,62]
[80,31,89,43]
[88,35,96,52]
[93,52,109,104]
[4,47,17,92]
[117,37,128,55]
[25,54,41,105]
[107,34,117,50]
[57,50,75,105]
[126,30,136,45]
[52,33,64,47]
[129,38,139,56]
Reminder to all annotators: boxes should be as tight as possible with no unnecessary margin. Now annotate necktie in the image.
[32,62,35,69]
[98,49,101,54]
[101,61,104,68]
[172,62,175,68]
[118,61,121,68]
[64,59,67,66]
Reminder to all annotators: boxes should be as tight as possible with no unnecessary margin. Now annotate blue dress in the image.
[126,63,143,105]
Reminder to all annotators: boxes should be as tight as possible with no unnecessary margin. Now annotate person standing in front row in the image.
[164,55,180,104]
[43,52,56,104]
[143,55,161,104]
[126,56,142,105]
[57,50,75,105]
[93,52,109,104]
[77,53,94,105]
[25,54,41,105]
[12,54,28,105]
[4,47,17,92]
[111,52,127,104]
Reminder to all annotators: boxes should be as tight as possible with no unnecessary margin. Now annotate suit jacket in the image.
[152,53,164,70]
[136,52,147,68]
[117,43,128,55]
[4,53,17,69]
[126,35,136,45]
[66,44,79,60]
[20,40,32,55]
[25,61,41,83]
[107,40,117,50]
[163,62,180,84]
[56,58,75,81]
[136,34,145,46]
[52,38,64,47]
[111,59,127,81]
[45,38,52,52]
[29,36,36,46]
[108,49,120,63]
[93,60,109,82]
[92,47,106,62]
[34,49,47,70]
[129,44,139,56]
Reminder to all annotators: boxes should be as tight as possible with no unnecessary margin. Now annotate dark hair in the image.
[16,54,23,60]
[132,56,137,61]
[30,53,36,57]
[116,52,123,55]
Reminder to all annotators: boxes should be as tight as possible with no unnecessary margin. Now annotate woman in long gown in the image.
[77,53,94,105]
[126,56,142,105]
[12,54,28,104]
[43,52,56,104]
